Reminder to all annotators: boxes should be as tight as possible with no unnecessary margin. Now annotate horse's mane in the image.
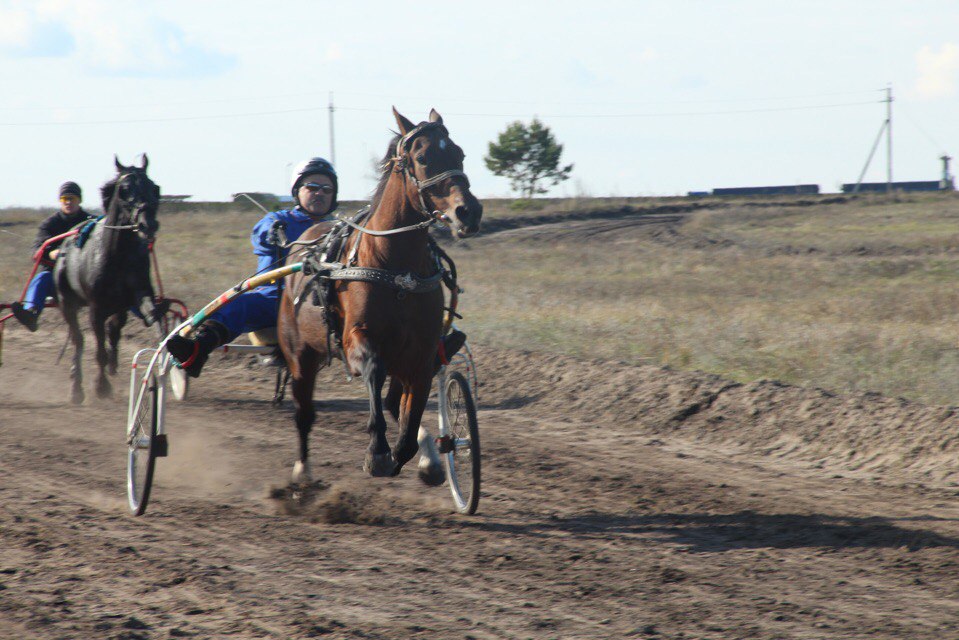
[369,132,401,212]
[100,176,119,210]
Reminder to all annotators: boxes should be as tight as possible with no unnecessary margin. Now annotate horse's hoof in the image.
[70,389,84,405]
[292,460,313,485]
[96,380,113,399]
[364,452,396,477]
[417,460,446,487]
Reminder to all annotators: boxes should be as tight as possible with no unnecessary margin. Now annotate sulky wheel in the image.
[126,368,165,515]
[441,370,481,515]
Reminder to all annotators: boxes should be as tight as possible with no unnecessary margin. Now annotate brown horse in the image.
[278,108,482,484]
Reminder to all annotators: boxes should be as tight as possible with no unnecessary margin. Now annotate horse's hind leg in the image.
[106,312,127,376]
[90,308,112,399]
[61,301,85,405]
[347,330,394,477]
[290,347,320,484]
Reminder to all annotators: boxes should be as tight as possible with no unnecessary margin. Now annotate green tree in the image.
[484,118,574,198]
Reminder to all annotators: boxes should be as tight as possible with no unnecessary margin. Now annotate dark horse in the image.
[278,108,482,484]
[55,155,162,404]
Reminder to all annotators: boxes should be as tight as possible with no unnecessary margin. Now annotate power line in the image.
[334,88,884,107]
[0,99,881,127]
[898,104,947,152]
[434,100,881,119]
[0,88,884,113]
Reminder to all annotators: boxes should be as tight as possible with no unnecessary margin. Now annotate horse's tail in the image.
[55,331,70,365]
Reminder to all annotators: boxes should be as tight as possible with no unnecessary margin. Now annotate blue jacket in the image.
[251,206,332,275]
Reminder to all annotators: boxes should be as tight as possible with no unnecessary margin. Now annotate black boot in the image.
[435,329,467,369]
[10,302,39,332]
[166,321,229,378]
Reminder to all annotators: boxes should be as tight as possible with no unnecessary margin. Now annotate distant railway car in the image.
[841,181,945,193]
[711,184,820,196]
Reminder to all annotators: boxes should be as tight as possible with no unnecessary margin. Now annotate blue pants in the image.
[24,269,148,322]
[208,285,280,342]
[23,270,54,313]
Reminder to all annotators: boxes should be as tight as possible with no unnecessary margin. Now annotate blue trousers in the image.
[207,285,280,342]
[23,270,54,313]
[24,268,147,321]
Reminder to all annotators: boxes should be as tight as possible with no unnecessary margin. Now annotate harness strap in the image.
[437,337,448,366]
[326,266,443,293]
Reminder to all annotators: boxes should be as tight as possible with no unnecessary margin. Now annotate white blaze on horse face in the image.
[438,139,447,151]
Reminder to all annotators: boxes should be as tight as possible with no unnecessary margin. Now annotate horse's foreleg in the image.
[62,302,85,405]
[384,377,402,427]
[90,309,112,399]
[106,312,127,375]
[290,347,320,484]
[347,330,393,477]
[394,377,444,485]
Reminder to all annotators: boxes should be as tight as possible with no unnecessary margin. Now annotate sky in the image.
[1,0,958,206]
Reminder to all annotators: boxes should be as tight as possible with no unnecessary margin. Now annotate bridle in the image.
[392,121,470,225]
[102,171,157,236]
[331,121,472,239]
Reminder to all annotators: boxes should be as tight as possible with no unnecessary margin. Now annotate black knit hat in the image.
[59,181,82,199]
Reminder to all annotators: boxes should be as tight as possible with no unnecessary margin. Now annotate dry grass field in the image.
[456,192,959,406]
[4,191,959,404]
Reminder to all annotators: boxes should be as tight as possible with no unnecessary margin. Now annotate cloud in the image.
[637,46,660,63]
[325,43,343,62]
[914,43,959,100]
[0,1,236,78]
[80,19,237,78]
[0,5,75,57]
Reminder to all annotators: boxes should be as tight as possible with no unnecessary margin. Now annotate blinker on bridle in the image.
[392,121,470,224]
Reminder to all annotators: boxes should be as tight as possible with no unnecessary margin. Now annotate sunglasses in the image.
[302,182,334,194]
[60,195,80,204]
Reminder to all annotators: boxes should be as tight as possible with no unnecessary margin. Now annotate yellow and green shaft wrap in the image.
[179,263,303,337]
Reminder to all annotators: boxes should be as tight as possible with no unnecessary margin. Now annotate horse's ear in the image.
[392,106,414,136]
[428,109,443,125]
[114,155,124,172]
[140,154,148,171]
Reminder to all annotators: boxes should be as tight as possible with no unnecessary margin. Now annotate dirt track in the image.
[3,203,959,639]
[3,319,959,640]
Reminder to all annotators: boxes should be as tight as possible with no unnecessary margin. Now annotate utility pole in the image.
[328,91,336,166]
[886,84,893,193]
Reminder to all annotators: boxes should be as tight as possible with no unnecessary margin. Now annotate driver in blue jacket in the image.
[168,156,467,378]
[167,157,339,376]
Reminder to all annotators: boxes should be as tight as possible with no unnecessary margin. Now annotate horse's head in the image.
[392,108,483,239]
[103,154,161,242]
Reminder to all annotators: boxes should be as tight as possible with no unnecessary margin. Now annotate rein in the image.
[332,211,435,237]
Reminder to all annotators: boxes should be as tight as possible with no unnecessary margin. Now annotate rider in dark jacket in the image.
[11,181,96,331]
